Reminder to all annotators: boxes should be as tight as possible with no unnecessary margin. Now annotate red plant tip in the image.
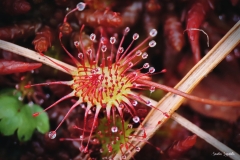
[32,112,40,117]
[161,69,167,73]
[163,112,170,118]
[38,52,45,56]
[29,5,166,155]
[20,76,25,81]
[24,84,31,88]
[48,131,57,139]
[72,125,78,129]
[59,138,65,141]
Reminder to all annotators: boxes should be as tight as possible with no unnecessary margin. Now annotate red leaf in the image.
[186,0,211,63]
[75,9,122,27]
[0,60,42,75]
[167,135,197,159]
[32,26,54,53]
[0,0,31,15]
[164,15,185,52]
[0,21,42,41]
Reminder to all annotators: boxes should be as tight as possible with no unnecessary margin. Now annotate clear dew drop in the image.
[132,100,138,106]
[124,27,130,34]
[79,135,84,140]
[133,33,139,40]
[132,82,137,88]
[76,2,86,11]
[128,124,133,129]
[91,69,96,74]
[111,126,118,133]
[101,45,107,52]
[142,52,148,59]
[48,131,56,139]
[146,100,151,106]
[128,62,133,67]
[150,86,155,93]
[135,50,142,56]
[143,63,150,69]
[132,72,137,77]
[95,67,100,72]
[149,29,157,37]
[18,96,23,101]
[45,94,50,98]
[39,99,44,104]
[86,48,92,55]
[119,103,125,109]
[133,116,140,123]
[149,40,156,47]
[107,56,111,61]
[78,53,83,59]
[135,146,141,152]
[149,67,155,73]
[118,47,124,53]
[92,138,99,144]
[110,37,116,44]
[28,101,34,106]
[90,33,96,41]
[101,37,106,44]
[122,155,127,159]
[74,41,80,47]
[80,104,86,109]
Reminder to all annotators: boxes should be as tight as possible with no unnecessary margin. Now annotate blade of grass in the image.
[114,20,240,159]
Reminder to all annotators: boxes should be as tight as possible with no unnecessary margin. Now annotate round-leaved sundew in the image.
[24,2,164,153]
[25,2,240,156]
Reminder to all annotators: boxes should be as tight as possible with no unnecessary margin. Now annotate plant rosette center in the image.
[71,63,132,108]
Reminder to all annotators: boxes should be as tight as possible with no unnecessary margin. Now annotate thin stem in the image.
[138,79,240,106]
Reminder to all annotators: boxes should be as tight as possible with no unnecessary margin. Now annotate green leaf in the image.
[31,104,49,134]
[0,90,49,141]
[0,114,20,136]
[0,96,19,119]
[0,88,21,98]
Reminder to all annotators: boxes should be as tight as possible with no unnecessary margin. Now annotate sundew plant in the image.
[21,2,240,159]
[1,1,240,159]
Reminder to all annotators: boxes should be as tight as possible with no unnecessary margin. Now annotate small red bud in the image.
[24,84,31,88]
[32,112,40,117]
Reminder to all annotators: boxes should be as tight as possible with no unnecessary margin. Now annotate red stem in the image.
[138,79,240,107]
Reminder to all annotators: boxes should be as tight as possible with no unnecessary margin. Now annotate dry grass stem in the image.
[0,40,77,73]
